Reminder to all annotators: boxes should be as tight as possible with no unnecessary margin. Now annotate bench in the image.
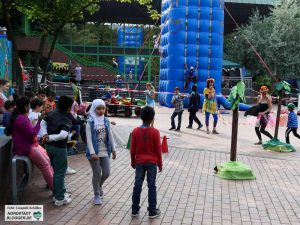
[11,155,32,204]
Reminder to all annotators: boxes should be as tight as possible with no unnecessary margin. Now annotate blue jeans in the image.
[132,164,157,212]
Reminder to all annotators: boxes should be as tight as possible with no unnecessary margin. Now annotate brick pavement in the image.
[1,107,300,225]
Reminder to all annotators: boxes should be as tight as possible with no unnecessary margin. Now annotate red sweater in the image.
[130,127,162,170]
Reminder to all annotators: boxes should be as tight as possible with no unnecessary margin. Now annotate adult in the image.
[254,86,273,145]
[115,75,122,89]
[75,64,82,86]
[203,79,219,134]
[0,79,12,103]
[112,58,118,69]
[187,85,203,129]
[5,97,53,191]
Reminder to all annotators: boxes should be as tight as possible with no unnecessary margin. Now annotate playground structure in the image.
[158,0,249,111]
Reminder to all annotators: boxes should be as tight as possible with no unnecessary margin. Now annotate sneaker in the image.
[66,167,76,175]
[132,209,139,217]
[169,127,176,131]
[94,195,102,205]
[197,124,203,130]
[212,130,219,134]
[54,197,72,206]
[206,130,210,134]
[175,128,180,132]
[254,141,262,145]
[149,209,161,219]
[186,126,192,129]
[52,192,71,202]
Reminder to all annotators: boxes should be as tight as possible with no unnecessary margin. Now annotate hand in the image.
[38,112,45,122]
[112,150,117,160]
[71,130,77,135]
[131,164,135,169]
[258,112,265,116]
[159,167,162,173]
[42,135,49,144]
[90,154,98,161]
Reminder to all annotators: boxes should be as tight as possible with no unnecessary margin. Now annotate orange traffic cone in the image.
[161,136,168,153]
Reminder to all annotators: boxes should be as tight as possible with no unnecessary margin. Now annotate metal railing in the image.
[222,77,253,89]
[29,32,127,77]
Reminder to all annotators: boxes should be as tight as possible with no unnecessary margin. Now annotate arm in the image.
[130,130,136,168]
[16,116,41,139]
[86,122,96,155]
[156,131,163,171]
[257,95,261,104]
[48,130,68,141]
[151,90,155,99]
[107,122,116,152]
[40,119,48,137]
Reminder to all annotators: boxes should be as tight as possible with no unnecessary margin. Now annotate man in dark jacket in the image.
[187,85,203,129]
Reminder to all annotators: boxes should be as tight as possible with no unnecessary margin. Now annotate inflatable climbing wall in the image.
[159,0,224,107]
[117,27,144,78]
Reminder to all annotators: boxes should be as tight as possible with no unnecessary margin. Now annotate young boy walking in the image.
[169,87,185,131]
[285,103,300,144]
[130,106,162,218]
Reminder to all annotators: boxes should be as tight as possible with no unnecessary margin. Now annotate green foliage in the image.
[228,81,246,110]
[224,0,300,80]
[253,74,272,90]
[275,81,291,95]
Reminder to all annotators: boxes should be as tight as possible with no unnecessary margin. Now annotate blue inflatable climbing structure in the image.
[159,0,224,107]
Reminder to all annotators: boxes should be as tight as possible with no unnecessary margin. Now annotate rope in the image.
[207,0,213,79]
[195,0,201,85]
[184,0,189,86]
[224,6,277,82]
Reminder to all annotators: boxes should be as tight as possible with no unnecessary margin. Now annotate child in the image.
[3,100,15,127]
[86,99,117,205]
[285,103,300,144]
[44,91,56,114]
[38,90,46,102]
[131,106,162,218]
[203,79,219,134]
[169,87,185,131]
[41,96,74,206]
[145,83,155,108]
[28,98,43,140]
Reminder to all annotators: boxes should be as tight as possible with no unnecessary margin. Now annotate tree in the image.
[1,0,24,95]
[215,81,256,180]
[262,81,296,152]
[224,0,300,80]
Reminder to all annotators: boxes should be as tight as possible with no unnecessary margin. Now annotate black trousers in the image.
[189,109,201,127]
[285,128,300,144]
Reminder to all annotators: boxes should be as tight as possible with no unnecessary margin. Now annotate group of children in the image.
[169,78,219,134]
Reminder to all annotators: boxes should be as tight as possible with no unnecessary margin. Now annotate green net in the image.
[216,161,256,180]
[262,138,295,152]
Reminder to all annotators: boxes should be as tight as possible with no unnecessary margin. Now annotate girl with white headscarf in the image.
[85,99,116,205]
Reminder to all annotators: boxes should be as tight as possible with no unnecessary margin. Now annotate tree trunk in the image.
[230,108,239,161]
[32,34,47,92]
[274,92,283,139]
[41,25,65,83]
[2,0,24,95]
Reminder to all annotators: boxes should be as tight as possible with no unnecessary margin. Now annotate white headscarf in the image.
[89,99,106,127]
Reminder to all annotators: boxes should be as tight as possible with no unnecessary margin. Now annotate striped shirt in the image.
[172,94,184,112]
[287,111,298,128]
